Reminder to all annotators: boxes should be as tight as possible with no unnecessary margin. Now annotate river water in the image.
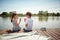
[0,16,60,30]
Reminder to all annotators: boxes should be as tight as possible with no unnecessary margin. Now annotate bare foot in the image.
[19,30,24,33]
[0,30,8,35]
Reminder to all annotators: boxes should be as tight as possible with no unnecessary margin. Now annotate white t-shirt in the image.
[25,18,33,30]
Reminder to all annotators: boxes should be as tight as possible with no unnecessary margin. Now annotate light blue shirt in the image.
[25,18,33,30]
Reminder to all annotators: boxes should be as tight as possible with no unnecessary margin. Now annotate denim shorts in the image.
[7,28,21,33]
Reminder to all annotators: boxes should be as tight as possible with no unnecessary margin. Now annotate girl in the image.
[7,13,21,33]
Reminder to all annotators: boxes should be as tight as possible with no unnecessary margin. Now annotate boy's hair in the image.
[26,12,32,17]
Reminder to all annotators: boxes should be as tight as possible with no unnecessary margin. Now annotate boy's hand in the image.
[24,18,26,22]
[25,24,28,28]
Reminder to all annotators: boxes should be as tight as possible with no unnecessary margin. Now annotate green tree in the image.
[1,12,8,17]
[56,12,60,16]
[9,12,13,16]
[52,13,55,16]
[38,11,43,16]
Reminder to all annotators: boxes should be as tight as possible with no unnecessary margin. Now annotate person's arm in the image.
[25,20,28,28]
[25,24,28,28]
[16,18,21,26]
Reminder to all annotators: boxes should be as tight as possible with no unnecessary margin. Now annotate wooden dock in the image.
[0,28,60,40]
[36,28,60,40]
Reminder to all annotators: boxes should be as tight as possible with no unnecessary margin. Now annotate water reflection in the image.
[57,16,60,20]
[38,16,60,21]
[52,16,60,21]
[38,16,48,21]
[52,16,55,20]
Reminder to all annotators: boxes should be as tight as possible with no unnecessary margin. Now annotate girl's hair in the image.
[11,13,17,22]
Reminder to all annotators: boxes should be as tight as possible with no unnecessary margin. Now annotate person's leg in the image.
[19,28,24,33]
[6,29,13,33]
[19,28,32,33]
[19,28,26,33]
[0,29,11,35]
[23,28,32,32]
[12,27,21,33]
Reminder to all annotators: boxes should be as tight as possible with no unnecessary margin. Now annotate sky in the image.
[0,0,60,14]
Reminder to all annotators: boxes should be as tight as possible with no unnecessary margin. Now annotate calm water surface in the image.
[0,16,60,30]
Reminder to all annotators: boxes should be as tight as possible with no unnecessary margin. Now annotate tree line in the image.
[0,12,24,17]
[38,11,60,16]
[0,11,60,17]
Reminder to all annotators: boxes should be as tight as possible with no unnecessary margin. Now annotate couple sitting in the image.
[6,12,33,33]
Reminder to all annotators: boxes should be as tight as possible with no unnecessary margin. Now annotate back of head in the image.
[11,13,17,22]
[26,12,32,18]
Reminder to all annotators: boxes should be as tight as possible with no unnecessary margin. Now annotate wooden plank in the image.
[47,29,59,40]
[46,29,57,40]
[51,29,60,39]
[37,29,56,40]
[37,29,46,36]
[42,31,53,40]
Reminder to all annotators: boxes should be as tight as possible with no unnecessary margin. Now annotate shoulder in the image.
[28,18,33,22]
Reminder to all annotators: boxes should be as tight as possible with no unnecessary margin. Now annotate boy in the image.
[23,12,33,32]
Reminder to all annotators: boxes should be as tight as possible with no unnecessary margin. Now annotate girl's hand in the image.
[24,18,26,22]
[16,18,21,26]
[20,18,21,22]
